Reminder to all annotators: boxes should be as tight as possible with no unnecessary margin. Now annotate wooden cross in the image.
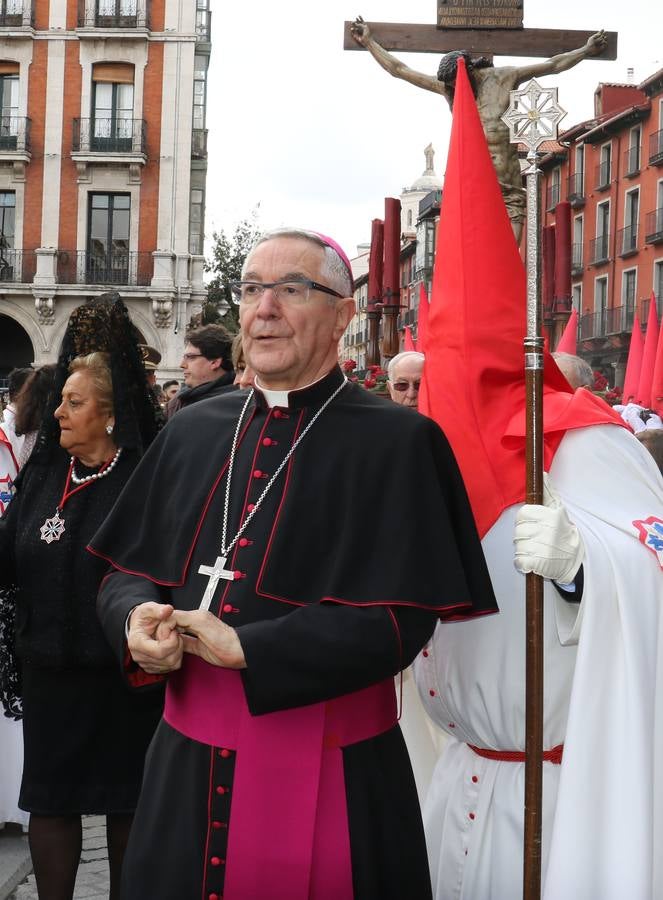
[344,2,617,59]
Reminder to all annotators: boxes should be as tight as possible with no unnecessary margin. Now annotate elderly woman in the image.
[0,298,162,900]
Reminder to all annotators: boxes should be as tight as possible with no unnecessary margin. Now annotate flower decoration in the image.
[592,371,608,392]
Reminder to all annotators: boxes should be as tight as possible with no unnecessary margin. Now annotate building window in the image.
[593,201,610,263]
[655,260,663,306]
[87,193,130,282]
[189,189,204,255]
[594,275,608,317]
[195,0,210,40]
[0,68,18,149]
[572,283,582,312]
[572,215,583,271]
[597,142,611,189]
[0,191,15,281]
[547,166,561,210]
[626,125,641,175]
[96,0,138,26]
[91,63,135,151]
[622,188,639,254]
[193,54,207,131]
[622,268,637,312]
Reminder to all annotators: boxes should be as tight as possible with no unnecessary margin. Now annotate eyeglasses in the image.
[229,279,344,306]
[181,352,204,361]
[391,380,421,392]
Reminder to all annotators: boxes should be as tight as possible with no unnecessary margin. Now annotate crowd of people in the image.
[0,227,661,900]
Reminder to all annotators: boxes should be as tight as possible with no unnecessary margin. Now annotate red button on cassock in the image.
[209,893,220,900]
[210,856,221,866]
[469,812,475,821]
[211,820,222,829]
[262,437,272,446]
[246,503,255,512]
[429,689,436,697]
[253,469,263,479]
[238,538,250,547]
[215,785,228,796]
[472,775,478,784]
[422,650,429,658]
[223,604,233,614]
[273,409,282,419]
[219,748,232,758]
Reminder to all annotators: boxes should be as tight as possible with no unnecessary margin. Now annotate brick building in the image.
[540,68,663,388]
[0,0,210,383]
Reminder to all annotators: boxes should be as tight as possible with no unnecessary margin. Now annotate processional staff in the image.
[501,80,567,900]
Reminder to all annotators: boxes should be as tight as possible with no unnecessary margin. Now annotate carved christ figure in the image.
[351,18,607,242]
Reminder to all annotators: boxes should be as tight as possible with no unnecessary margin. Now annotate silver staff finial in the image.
[501,78,567,153]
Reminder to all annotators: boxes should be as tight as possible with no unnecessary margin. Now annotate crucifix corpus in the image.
[346,2,617,243]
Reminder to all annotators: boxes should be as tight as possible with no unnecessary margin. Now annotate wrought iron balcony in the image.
[645,208,663,244]
[589,233,610,265]
[571,242,583,274]
[0,1,33,26]
[77,0,149,28]
[0,249,37,283]
[72,118,146,154]
[579,304,633,341]
[0,117,31,153]
[191,128,207,158]
[618,224,638,257]
[57,250,152,286]
[623,145,640,177]
[594,162,611,191]
[567,173,585,206]
[649,130,663,166]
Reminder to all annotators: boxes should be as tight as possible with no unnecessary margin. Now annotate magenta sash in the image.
[164,656,397,900]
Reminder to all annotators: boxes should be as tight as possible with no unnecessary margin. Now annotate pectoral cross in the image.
[198,555,236,611]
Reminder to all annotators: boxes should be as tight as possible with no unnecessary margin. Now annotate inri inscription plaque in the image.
[437,0,524,29]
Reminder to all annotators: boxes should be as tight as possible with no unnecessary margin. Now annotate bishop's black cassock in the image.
[90,365,497,900]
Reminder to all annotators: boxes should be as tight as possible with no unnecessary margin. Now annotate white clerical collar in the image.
[254,373,329,409]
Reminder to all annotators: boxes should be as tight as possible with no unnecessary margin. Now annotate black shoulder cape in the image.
[89,367,497,619]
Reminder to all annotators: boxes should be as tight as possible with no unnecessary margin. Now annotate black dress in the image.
[0,449,163,815]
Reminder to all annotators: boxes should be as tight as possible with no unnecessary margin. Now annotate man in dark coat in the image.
[90,228,497,900]
[165,323,236,419]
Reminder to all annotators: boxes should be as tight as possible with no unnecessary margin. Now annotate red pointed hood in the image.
[622,314,644,404]
[650,313,663,414]
[420,58,624,538]
[554,308,578,355]
[404,326,415,351]
[637,293,659,406]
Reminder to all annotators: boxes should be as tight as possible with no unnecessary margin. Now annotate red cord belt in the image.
[468,743,564,764]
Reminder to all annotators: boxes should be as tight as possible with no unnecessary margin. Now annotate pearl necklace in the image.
[70,447,123,484]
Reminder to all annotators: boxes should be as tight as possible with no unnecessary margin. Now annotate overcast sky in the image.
[205,0,662,260]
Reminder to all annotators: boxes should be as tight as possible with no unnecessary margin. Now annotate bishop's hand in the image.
[513,474,584,584]
[168,609,247,670]
[351,16,371,46]
[127,601,184,674]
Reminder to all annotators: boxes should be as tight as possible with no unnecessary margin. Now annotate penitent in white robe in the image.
[414,424,663,900]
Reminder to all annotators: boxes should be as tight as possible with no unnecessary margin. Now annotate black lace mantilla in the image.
[33,291,162,463]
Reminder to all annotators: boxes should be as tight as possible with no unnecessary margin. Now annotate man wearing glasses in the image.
[91,228,496,900]
[165,323,236,419]
[387,351,425,409]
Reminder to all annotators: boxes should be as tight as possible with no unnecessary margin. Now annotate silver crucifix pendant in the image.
[40,511,66,544]
[198,555,236,611]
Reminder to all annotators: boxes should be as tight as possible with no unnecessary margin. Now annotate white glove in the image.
[513,474,584,583]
